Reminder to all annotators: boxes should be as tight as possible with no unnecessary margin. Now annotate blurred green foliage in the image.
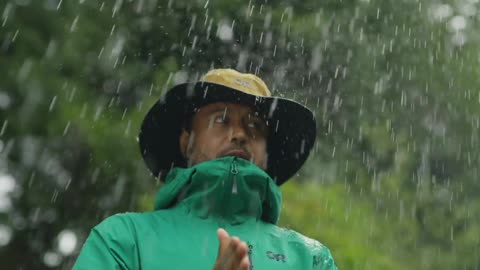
[1,0,480,269]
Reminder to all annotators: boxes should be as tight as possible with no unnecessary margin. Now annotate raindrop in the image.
[236,51,248,71]
[98,46,105,59]
[264,12,272,29]
[2,3,13,27]
[0,92,11,110]
[188,14,197,37]
[217,20,234,42]
[93,105,103,121]
[0,196,12,212]
[56,0,63,10]
[448,16,467,32]
[450,226,454,241]
[206,18,213,39]
[50,189,58,203]
[57,230,77,256]
[248,4,255,17]
[43,251,62,267]
[64,178,71,191]
[48,96,57,111]
[0,224,12,247]
[124,120,131,136]
[0,173,15,194]
[70,16,79,32]
[268,98,278,118]
[110,24,116,36]
[11,29,19,43]
[265,31,272,47]
[310,45,322,72]
[44,40,57,59]
[451,32,467,46]
[174,71,188,85]
[191,35,198,50]
[112,0,123,18]
[0,120,8,136]
[68,87,76,102]
[111,35,125,58]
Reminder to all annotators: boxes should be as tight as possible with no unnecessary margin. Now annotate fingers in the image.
[214,229,250,270]
[220,237,243,269]
[239,256,250,270]
[217,228,231,255]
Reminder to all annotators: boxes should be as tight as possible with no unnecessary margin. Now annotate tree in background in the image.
[1,0,479,269]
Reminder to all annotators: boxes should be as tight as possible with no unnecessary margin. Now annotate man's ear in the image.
[179,129,190,158]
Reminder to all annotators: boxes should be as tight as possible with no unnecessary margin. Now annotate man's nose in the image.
[229,124,248,144]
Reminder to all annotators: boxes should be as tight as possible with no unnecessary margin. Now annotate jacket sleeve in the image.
[73,214,139,270]
[313,246,338,270]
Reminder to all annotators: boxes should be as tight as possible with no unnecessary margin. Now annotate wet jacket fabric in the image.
[73,156,338,269]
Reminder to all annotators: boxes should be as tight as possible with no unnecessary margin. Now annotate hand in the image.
[212,228,250,270]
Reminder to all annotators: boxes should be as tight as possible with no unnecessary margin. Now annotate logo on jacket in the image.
[266,251,286,262]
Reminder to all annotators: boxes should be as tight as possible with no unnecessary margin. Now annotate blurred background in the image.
[1,0,480,269]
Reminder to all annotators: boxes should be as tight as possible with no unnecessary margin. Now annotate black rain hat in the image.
[138,69,316,185]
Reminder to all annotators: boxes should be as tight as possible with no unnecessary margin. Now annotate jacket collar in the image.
[154,156,282,224]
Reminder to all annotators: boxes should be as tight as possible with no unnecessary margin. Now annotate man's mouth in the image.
[221,149,251,160]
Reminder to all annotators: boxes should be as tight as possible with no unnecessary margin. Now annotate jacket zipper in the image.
[247,242,254,270]
[231,160,238,194]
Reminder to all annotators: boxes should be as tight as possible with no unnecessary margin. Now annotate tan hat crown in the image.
[200,69,272,97]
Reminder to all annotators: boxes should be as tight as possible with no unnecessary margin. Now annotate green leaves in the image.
[2,0,480,269]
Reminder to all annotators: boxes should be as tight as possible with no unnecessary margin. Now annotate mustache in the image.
[217,145,252,160]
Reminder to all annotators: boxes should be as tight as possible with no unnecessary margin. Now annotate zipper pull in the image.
[231,161,238,194]
[247,242,254,270]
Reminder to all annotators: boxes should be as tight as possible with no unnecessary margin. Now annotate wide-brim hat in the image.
[138,69,316,185]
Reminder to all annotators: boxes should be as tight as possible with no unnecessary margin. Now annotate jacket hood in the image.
[154,156,282,224]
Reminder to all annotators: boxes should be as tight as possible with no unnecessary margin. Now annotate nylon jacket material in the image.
[73,156,338,270]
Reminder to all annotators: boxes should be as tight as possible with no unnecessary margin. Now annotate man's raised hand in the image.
[213,228,250,270]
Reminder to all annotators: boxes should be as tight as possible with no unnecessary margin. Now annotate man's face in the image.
[179,102,268,170]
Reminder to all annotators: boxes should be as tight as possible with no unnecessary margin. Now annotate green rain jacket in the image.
[73,157,338,269]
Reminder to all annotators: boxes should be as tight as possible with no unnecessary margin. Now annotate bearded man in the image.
[73,69,338,270]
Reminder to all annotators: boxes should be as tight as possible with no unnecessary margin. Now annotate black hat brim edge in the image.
[138,82,317,185]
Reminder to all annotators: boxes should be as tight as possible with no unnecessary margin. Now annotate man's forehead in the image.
[198,102,259,114]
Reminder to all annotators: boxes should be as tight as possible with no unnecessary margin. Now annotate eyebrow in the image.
[205,104,266,121]
[202,103,226,113]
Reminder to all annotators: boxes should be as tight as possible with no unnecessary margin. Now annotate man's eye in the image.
[248,120,264,130]
[214,115,227,123]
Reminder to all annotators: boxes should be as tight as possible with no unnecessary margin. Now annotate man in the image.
[73,69,338,269]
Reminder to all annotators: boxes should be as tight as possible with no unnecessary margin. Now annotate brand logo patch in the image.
[234,78,253,88]
[266,251,286,262]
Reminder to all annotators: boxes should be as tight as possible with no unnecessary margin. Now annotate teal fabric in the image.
[73,157,338,269]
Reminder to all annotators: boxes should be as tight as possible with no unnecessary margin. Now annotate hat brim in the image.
[138,82,316,185]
